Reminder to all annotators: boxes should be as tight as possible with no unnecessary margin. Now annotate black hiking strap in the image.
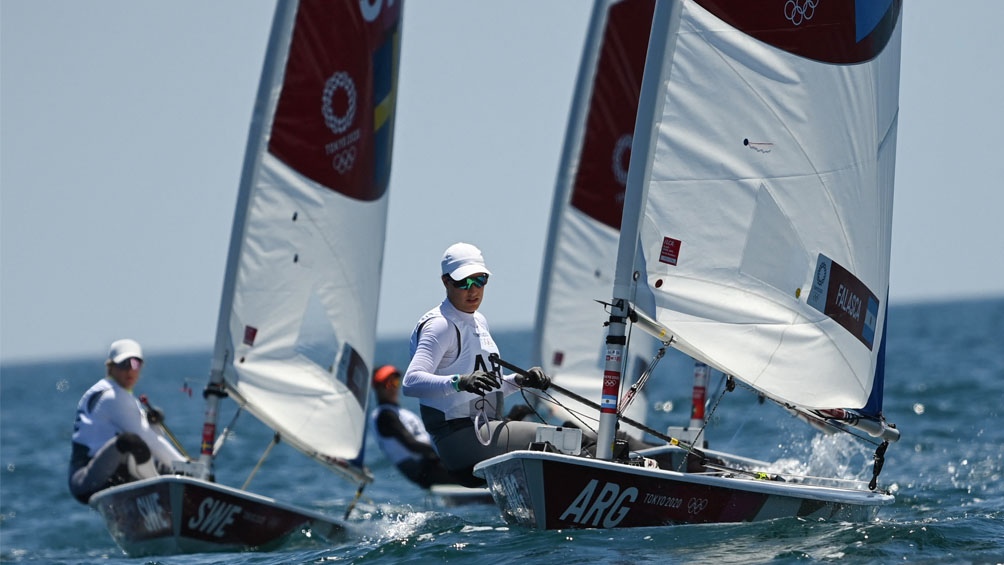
[417,317,461,357]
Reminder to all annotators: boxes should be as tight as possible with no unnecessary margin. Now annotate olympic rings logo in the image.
[687,497,708,514]
[331,147,357,174]
[815,262,828,285]
[784,0,817,26]
[322,71,357,135]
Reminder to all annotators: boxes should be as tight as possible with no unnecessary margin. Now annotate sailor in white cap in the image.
[402,243,551,486]
[68,339,187,503]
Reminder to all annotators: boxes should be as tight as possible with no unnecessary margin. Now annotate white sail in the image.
[534,0,657,436]
[619,0,902,411]
[472,0,900,528]
[209,0,403,482]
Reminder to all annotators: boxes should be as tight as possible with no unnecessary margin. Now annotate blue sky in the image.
[2,1,1003,363]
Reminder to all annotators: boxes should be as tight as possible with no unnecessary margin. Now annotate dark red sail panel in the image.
[694,0,901,64]
[570,0,656,230]
[268,0,401,201]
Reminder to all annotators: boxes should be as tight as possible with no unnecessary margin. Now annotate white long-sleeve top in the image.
[72,377,186,466]
[403,299,519,419]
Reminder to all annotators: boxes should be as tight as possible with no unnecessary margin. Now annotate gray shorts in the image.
[420,404,542,472]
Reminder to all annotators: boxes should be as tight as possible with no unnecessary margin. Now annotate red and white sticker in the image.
[243,326,258,346]
[660,237,681,265]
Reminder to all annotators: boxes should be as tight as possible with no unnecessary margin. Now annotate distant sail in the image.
[534,0,656,436]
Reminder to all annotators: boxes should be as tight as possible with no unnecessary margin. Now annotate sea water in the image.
[1,297,1002,564]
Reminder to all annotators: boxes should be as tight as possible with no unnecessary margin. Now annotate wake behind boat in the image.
[475,0,903,529]
[89,0,403,555]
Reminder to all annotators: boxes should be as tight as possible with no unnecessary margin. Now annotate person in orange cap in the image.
[370,364,460,489]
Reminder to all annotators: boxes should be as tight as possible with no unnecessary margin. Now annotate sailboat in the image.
[88,0,403,555]
[532,0,657,441]
[475,0,903,529]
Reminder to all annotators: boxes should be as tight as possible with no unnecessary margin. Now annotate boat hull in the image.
[473,451,892,529]
[88,476,346,556]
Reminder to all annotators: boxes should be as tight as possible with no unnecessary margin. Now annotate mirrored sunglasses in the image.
[451,273,489,290]
[115,357,143,370]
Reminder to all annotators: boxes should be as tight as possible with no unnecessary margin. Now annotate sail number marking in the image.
[136,493,170,533]
[188,497,244,538]
[560,479,637,527]
[560,480,714,526]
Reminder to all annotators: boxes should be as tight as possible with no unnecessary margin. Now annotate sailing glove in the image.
[519,367,550,391]
[453,370,499,395]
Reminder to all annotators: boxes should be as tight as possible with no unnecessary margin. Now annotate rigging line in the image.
[699,461,782,482]
[707,371,746,444]
[522,377,638,439]
[619,314,637,410]
[702,460,879,490]
[344,483,367,520]
[731,377,883,447]
[707,370,726,412]
[242,432,280,490]
[515,389,549,423]
[139,394,190,459]
[494,352,714,457]
[677,374,733,472]
[472,396,495,447]
[512,366,641,436]
[705,373,734,423]
[521,387,599,435]
[212,406,244,457]
[619,345,667,415]
[700,461,875,489]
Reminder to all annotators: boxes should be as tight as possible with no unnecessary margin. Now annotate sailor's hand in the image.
[518,367,550,391]
[146,405,165,425]
[453,371,500,395]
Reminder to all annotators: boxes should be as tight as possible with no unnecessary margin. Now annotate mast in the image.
[533,0,656,439]
[196,1,298,481]
[597,0,683,459]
